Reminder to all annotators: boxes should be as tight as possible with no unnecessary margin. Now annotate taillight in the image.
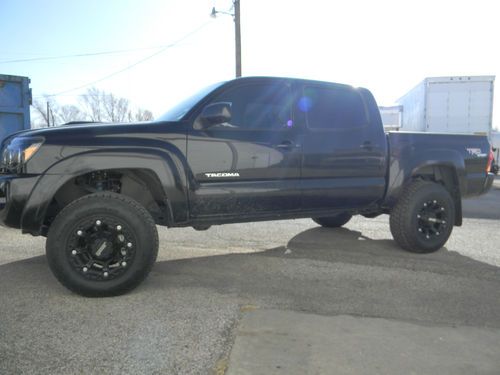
[486,148,494,173]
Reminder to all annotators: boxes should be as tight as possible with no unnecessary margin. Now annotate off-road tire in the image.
[312,212,352,228]
[390,180,455,253]
[46,192,159,297]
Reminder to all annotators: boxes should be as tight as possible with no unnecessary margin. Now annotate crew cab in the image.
[0,77,494,296]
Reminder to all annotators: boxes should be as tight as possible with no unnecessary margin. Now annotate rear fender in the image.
[386,149,465,225]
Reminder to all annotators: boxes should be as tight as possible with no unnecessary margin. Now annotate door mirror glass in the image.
[199,102,232,128]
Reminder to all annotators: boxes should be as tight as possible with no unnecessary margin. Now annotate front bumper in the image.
[0,174,41,230]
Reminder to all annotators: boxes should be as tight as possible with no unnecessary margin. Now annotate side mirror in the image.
[200,102,232,127]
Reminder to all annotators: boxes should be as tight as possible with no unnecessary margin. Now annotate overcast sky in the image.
[1,0,498,128]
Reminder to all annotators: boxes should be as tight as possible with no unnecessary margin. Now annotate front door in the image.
[187,78,302,218]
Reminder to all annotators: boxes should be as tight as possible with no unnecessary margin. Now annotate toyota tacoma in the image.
[0,77,495,296]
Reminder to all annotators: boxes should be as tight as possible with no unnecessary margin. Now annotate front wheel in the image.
[312,212,352,228]
[390,180,455,253]
[46,192,159,297]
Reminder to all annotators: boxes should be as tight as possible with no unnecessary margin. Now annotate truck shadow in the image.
[2,225,500,293]
[261,226,500,277]
[1,226,500,329]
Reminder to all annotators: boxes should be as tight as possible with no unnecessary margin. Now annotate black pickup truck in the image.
[0,77,494,296]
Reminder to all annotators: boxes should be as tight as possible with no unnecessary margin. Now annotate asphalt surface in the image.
[1,179,499,374]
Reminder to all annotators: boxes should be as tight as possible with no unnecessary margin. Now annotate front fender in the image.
[20,148,189,235]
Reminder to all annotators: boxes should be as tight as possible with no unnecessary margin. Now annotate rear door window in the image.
[300,85,368,130]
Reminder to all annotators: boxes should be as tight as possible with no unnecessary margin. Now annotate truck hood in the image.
[8,120,185,175]
[4,120,184,144]
[11,121,145,138]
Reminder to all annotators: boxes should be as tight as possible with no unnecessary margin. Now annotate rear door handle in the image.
[360,141,377,150]
[275,140,300,150]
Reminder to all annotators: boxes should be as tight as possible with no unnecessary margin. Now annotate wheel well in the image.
[45,169,170,231]
[412,165,462,226]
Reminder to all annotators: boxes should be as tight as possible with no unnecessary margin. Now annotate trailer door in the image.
[426,80,493,134]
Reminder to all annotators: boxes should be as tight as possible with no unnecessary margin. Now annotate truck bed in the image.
[385,131,492,202]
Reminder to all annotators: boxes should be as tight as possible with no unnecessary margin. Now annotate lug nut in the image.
[116,225,122,231]
[423,203,427,207]
[426,235,430,239]
[103,272,109,278]
[433,200,437,204]
[121,261,127,267]
[436,232,440,235]
[77,230,83,236]
[441,207,445,211]
[127,242,132,248]
[83,267,88,273]
[417,214,421,218]
[71,250,77,256]
[96,220,102,226]
[418,228,422,232]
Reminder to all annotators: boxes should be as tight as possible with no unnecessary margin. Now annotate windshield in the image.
[156,81,225,122]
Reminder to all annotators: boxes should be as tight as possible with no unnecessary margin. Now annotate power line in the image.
[0,45,176,64]
[46,21,213,97]
[33,93,119,99]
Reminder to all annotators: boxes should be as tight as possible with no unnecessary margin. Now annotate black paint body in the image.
[0,77,494,235]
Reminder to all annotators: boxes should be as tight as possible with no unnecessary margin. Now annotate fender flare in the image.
[387,149,465,198]
[20,148,190,235]
[386,148,465,225]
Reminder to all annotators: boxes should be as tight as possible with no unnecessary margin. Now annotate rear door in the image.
[187,78,302,217]
[298,82,387,210]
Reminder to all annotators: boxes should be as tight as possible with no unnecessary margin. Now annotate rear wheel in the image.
[312,212,352,228]
[390,180,455,253]
[46,192,159,297]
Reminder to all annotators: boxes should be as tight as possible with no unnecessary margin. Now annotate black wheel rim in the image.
[416,199,448,241]
[67,216,136,281]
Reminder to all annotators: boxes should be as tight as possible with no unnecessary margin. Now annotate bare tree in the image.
[104,93,130,122]
[58,105,85,124]
[31,98,52,127]
[31,98,86,127]
[80,87,105,122]
[30,88,153,127]
[133,108,154,121]
[80,87,135,122]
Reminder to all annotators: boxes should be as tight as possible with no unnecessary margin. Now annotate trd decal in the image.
[466,148,487,157]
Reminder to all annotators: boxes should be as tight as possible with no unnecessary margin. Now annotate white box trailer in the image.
[396,76,495,134]
[379,105,403,131]
[491,130,500,158]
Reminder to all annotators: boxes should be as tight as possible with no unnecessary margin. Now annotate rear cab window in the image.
[300,84,369,130]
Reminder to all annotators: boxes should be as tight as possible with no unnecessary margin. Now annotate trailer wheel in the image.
[312,212,352,228]
[46,192,158,297]
[390,180,455,253]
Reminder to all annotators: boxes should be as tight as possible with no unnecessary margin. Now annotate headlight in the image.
[1,137,44,172]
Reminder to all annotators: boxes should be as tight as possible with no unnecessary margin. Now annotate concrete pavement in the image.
[227,309,500,375]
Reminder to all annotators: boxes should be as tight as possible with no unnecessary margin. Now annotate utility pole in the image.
[46,101,50,127]
[50,107,55,127]
[234,0,242,77]
[211,0,242,77]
